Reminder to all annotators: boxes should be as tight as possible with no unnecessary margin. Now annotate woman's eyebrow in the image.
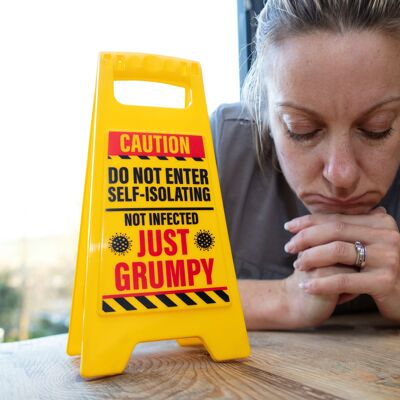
[276,96,400,118]
[362,96,400,116]
[275,102,323,119]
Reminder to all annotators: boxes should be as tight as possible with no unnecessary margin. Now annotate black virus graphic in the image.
[109,233,132,255]
[194,230,215,251]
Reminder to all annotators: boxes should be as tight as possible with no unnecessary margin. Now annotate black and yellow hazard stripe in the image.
[102,288,230,313]
[107,155,203,162]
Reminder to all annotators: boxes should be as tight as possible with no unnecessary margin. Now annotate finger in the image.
[299,270,392,296]
[285,222,381,254]
[369,206,387,215]
[337,293,359,304]
[285,211,396,233]
[295,241,392,271]
[293,241,362,271]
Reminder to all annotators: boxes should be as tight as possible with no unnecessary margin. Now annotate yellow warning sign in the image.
[67,53,250,378]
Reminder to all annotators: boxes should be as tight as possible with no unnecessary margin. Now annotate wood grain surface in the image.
[0,313,399,400]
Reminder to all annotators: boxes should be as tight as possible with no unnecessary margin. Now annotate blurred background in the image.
[0,0,264,341]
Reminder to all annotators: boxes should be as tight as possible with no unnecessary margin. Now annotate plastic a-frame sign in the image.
[67,52,250,378]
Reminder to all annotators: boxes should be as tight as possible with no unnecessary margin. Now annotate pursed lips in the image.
[301,193,378,209]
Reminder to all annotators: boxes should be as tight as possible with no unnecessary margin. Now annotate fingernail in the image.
[299,280,311,290]
[284,220,297,231]
[284,241,294,253]
[293,260,300,269]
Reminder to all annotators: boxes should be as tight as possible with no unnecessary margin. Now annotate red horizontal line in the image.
[102,286,228,300]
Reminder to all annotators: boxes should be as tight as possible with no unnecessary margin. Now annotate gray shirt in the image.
[211,103,400,314]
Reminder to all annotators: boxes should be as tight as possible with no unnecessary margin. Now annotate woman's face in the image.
[266,31,400,214]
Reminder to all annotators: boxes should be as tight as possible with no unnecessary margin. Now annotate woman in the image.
[211,0,400,329]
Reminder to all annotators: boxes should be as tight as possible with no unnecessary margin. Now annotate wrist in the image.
[238,279,296,330]
[280,277,301,328]
[283,272,339,328]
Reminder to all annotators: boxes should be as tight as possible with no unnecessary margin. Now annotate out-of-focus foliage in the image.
[0,273,22,341]
[29,315,68,339]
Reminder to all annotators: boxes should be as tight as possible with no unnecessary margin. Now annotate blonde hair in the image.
[241,0,400,167]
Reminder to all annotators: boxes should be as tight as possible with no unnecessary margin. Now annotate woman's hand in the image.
[238,267,355,330]
[284,207,400,321]
[283,264,358,327]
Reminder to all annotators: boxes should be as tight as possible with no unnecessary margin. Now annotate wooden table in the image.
[1,313,399,400]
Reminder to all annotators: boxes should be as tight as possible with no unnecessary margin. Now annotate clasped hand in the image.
[284,207,400,324]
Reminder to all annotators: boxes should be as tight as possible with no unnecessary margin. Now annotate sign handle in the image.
[102,52,206,112]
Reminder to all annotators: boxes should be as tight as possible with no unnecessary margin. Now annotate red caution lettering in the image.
[114,258,214,291]
[137,229,189,257]
[108,131,205,158]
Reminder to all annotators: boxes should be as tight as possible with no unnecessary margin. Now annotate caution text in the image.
[115,258,214,290]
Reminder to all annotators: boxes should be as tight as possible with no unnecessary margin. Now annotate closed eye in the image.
[359,127,393,140]
[286,128,322,141]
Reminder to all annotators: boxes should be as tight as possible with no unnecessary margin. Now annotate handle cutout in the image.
[114,81,187,109]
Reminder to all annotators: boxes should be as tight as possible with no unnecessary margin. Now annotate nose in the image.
[322,138,360,195]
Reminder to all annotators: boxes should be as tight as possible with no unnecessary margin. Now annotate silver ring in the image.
[354,240,366,269]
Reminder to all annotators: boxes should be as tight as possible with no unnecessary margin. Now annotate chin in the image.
[306,203,375,215]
